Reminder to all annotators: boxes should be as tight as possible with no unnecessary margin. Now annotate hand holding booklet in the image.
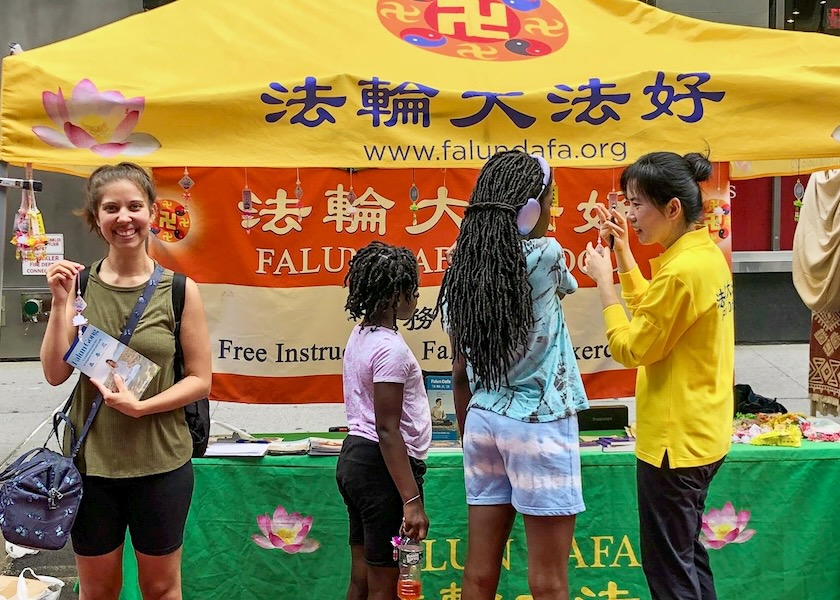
[64,325,160,398]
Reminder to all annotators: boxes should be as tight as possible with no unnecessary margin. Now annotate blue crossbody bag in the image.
[0,265,163,550]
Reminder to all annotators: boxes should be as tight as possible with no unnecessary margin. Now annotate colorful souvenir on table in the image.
[749,424,802,447]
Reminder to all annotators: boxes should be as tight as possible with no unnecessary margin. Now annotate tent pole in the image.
[771,176,781,251]
[0,161,7,332]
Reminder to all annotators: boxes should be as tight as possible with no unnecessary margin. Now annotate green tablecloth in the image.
[119,439,840,599]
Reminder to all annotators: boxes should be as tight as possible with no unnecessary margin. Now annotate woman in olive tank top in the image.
[41,163,211,600]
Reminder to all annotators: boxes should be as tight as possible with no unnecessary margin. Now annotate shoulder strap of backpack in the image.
[78,267,90,296]
[172,272,187,381]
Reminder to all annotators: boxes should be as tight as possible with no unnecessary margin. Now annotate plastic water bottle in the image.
[397,540,423,600]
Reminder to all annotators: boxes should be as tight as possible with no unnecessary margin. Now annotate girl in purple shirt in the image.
[336,241,432,600]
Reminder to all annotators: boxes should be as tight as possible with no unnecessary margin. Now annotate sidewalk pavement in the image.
[0,343,814,597]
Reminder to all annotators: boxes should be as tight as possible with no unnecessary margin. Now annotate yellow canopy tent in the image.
[0,0,833,403]
[2,0,840,173]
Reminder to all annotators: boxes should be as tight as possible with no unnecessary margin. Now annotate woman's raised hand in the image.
[45,260,85,305]
[595,204,629,253]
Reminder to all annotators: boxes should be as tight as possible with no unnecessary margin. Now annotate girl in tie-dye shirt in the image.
[437,150,588,599]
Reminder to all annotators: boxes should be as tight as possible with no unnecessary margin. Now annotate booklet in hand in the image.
[64,325,160,398]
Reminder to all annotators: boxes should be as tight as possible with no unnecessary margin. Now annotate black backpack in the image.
[733,383,788,416]
[80,268,211,458]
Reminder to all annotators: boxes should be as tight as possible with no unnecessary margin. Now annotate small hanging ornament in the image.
[347,169,357,204]
[793,178,805,223]
[409,169,419,226]
[178,167,194,213]
[10,198,28,260]
[549,168,561,229]
[9,165,48,262]
[295,168,304,222]
[72,275,88,338]
[242,187,253,234]
[240,168,253,234]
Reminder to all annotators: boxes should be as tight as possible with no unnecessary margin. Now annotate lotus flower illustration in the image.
[700,502,756,550]
[32,79,161,157]
[251,505,320,554]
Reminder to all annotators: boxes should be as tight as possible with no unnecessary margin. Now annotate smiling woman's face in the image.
[624,182,671,247]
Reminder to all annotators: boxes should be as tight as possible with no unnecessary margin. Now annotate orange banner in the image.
[149,164,730,404]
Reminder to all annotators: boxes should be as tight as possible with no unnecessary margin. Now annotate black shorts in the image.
[335,435,426,567]
[71,460,194,557]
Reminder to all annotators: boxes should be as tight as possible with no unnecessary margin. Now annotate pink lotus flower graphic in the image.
[251,505,320,554]
[32,79,161,157]
[700,502,756,550]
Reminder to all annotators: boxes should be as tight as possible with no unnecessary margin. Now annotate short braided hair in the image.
[436,150,546,389]
[344,241,419,325]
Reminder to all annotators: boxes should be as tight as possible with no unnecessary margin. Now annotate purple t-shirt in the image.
[343,324,432,460]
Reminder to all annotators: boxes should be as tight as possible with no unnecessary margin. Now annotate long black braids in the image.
[436,151,546,390]
[344,241,419,326]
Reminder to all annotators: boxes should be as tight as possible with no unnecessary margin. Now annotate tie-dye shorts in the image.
[462,408,585,516]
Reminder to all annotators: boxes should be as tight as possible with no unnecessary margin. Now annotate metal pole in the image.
[0,161,8,333]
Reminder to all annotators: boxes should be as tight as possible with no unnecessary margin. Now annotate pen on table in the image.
[236,438,270,443]
[329,426,349,432]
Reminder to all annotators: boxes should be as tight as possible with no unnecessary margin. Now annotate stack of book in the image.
[265,437,344,456]
[579,435,636,453]
[308,437,343,456]
[597,437,636,453]
[266,439,310,455]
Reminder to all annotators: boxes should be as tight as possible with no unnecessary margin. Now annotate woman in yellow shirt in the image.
[582,151,734,600]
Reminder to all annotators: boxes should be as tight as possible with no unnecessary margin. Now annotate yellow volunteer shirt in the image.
[602,228,734,468]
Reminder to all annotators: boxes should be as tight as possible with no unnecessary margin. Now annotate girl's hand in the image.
[445,242,457,264]
[45,261,84,305]
[91,375,144,418]
[581,242,615,287]
[595,204,629,253]
[402,499,429,541]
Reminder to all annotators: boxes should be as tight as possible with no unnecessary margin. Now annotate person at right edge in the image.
[582,151,734,600]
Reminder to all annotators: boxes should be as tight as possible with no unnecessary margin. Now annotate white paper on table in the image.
[203,442,269,457]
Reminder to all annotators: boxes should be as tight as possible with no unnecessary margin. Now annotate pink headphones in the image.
[516,154,552,236]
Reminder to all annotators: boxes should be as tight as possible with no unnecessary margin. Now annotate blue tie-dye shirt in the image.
[467,237,589,422]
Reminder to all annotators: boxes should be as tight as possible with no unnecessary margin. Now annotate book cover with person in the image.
[424,373,459,441]
[64,325,160,398]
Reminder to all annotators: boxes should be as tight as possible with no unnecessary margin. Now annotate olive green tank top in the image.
[66,261,193,477]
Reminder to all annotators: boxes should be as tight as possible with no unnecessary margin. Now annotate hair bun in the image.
[684,152,712,183]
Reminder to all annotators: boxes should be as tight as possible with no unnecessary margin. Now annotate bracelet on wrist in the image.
[403,493,421,507]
